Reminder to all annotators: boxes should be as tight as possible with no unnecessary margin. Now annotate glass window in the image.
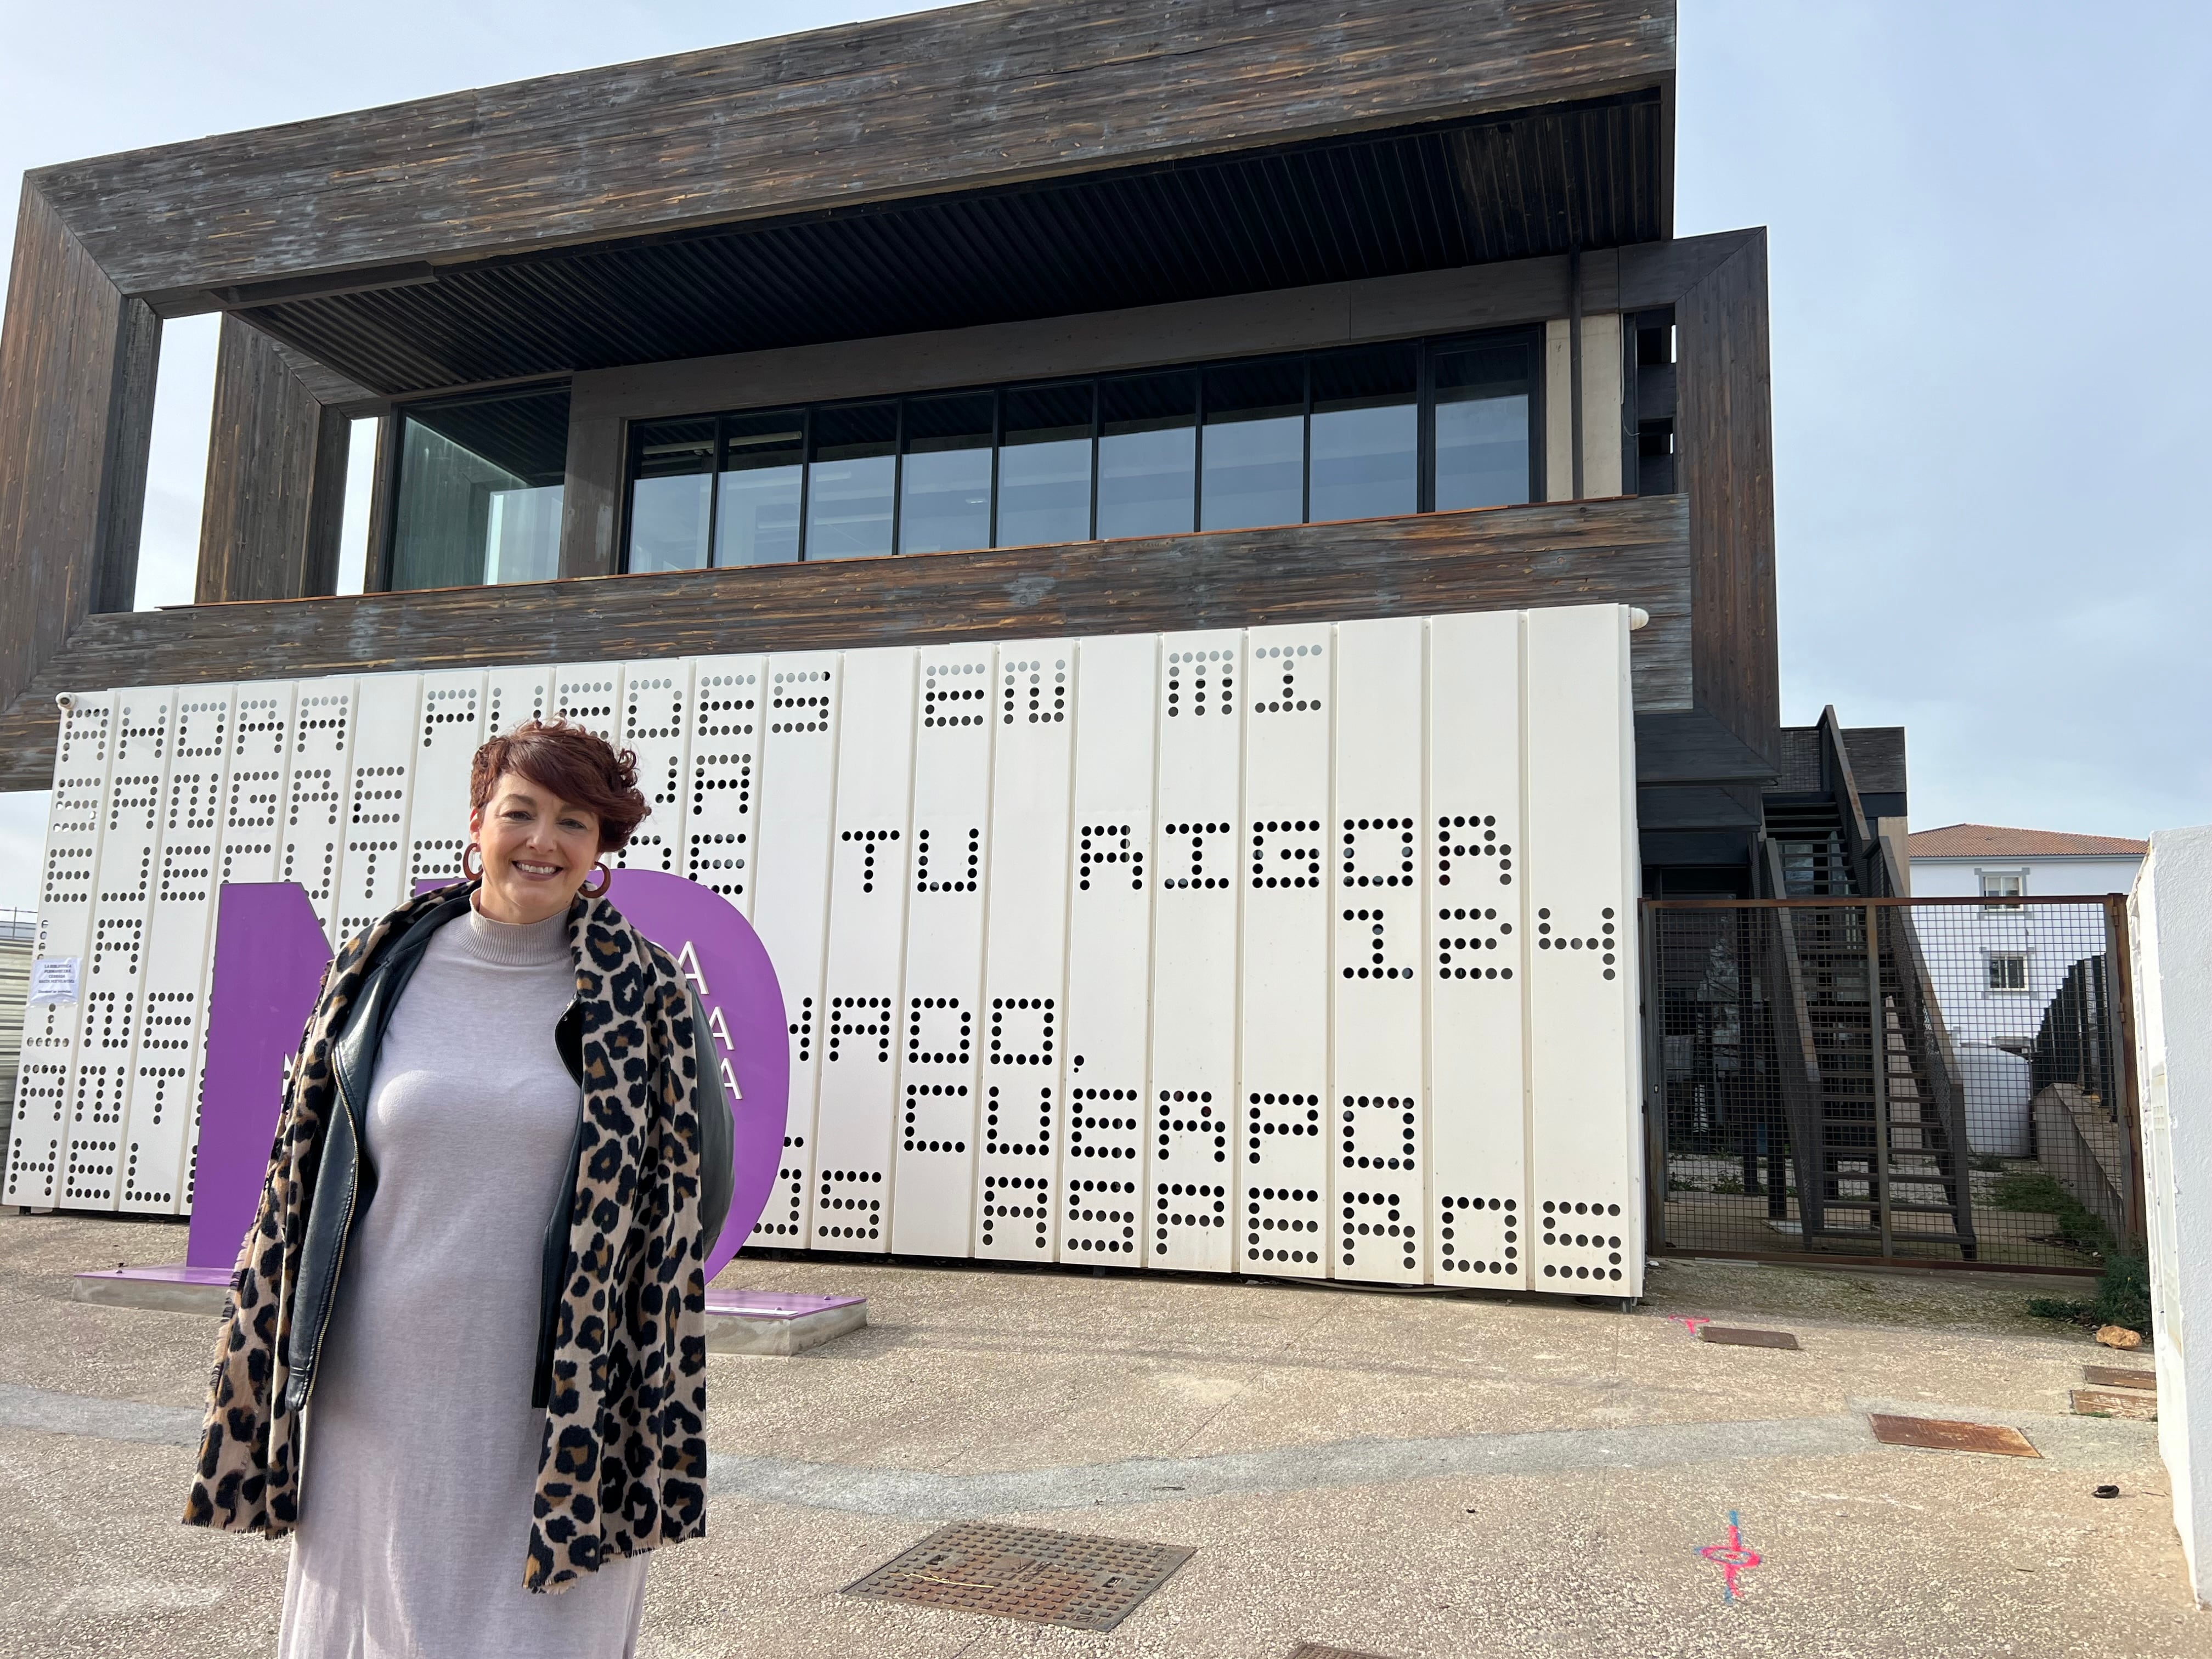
[900,393,994,555]
[390,386,569,591]
[1310,345,1418,521]
[1979,871,2025,910]
[1432,338,1535,511]
[628,417,714,574]
[998,383,1093,547]
[1098,372,1197,540]
[716,410,804,567]
[1988,952,2028,992]
[1201,360,1305,531]
[806,402,897,560]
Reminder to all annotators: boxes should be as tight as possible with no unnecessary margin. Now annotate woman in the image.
[184,719,734,1657]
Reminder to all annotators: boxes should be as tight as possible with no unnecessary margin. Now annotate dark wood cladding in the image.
[0,495,1690,790]
[0,182,158,727]
[1675,229,1779,764]
[32,0,1674,306]
[196,317,350,603]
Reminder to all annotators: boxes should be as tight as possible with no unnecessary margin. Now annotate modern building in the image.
[0,0,1795,894]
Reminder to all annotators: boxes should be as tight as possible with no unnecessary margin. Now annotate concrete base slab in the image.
[704,1290,868,1356]
[72,1265,228,1314]
[70,1265,867,1356]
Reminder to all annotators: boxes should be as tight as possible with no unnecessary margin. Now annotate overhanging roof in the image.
[234,94,1664,397]
[21,0,1674,399]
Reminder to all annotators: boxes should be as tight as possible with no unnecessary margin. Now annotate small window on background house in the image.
[1988,952,2028,992]
[1979,871,2025,907]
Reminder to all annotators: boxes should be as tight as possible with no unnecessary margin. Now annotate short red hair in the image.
[469,719,650,854]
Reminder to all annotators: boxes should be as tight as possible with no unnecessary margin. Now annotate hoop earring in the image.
[461,843,484,880]
[580,862,613,899]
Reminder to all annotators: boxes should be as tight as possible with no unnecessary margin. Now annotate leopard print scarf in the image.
[181,882,712,1593]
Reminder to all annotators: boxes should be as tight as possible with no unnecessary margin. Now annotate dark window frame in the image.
[614,327,1543,574]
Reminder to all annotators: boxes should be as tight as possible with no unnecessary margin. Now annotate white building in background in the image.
[1909,824,2147,1160]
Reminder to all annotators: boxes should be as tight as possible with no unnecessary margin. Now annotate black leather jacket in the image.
[281,891,734,1414]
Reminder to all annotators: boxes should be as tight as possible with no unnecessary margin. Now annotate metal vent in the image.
[1869,1414,2040,1457]
[843,1521,1193,1632]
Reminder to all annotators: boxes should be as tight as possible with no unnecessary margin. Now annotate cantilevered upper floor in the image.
[0,0,1775,868]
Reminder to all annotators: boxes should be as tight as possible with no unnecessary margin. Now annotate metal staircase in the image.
[1758,711,1978,1259]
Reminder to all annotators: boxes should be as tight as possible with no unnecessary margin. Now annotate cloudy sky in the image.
[1,0,2205,910]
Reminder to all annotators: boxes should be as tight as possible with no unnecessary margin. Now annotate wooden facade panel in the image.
[0,182,157,725]
[32,0,1674,303]
[1675,230,1779,763]
[0,495,1690,790]
[196,317,349,603]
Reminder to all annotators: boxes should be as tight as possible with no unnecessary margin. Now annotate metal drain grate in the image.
[2072,1387,2158,1421]
[2083,1365,2156,1392]
[1697,1325,1800,1350]
[844,1521,1193,1632]
[1869,1414,2040,1457]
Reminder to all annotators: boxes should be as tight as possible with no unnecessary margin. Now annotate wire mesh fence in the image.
[1646,896,2137,1272]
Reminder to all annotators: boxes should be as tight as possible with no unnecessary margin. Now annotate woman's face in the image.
[468,772,603,927]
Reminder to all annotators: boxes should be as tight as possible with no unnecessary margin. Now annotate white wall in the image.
[1911,855,2140,1052]
[2130,825,2212,1609]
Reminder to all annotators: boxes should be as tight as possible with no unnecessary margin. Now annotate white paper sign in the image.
[28,956,80,1005]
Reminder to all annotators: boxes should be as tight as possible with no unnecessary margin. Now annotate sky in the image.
[0,0,2205,910]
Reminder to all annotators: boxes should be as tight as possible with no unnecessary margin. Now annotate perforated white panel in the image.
[1147,630,1240,1272]
[7,606,1642,1299]
[616,662,693,877]
[972,644,1074,1262]
[280,679,359,943]
[5,692,116,1206]
[1059,633,1157,1266]
[686,656,764,907]
[119,686,232,1212]
[1238,625,1331,1277]
[1429,611,1530,1288]
[1331,620,1427,1284]
[334,678,422,946]
[808,647,916,1252]
[52,688,178,1208]
[406,672,486,890]
[1524,606,1642,1291]
[888,646,994,1255]
[744,653,839,1245]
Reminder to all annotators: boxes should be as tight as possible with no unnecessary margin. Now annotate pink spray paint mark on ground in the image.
[1670,1315,1713,1337]
[1697,1510,1762,1601]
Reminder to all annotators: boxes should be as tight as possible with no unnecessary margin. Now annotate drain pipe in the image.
[1568,243,1585,501]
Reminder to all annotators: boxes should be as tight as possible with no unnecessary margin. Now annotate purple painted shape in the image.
[186,883,332,1269]
[586,868,791,1288]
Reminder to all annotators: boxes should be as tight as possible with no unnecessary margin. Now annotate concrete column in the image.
[1544,313,1623,501]
[2130,823,2212,1609]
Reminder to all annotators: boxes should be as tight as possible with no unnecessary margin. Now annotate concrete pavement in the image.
[0,1211,2198,1657]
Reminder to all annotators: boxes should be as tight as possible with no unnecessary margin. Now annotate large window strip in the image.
[620,329,1538,573]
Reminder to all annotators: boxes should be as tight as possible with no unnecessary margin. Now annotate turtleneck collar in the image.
[459,898,574,968]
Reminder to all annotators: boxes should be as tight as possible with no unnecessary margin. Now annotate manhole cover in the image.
[1289,1645,1397,1658]
[2083,1365,2156,1392]
[1869,1414,2040,1457]
[2072,1387,2158,1421]
[1697,1325,1801,1350]
[843,1521,1193,1632]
